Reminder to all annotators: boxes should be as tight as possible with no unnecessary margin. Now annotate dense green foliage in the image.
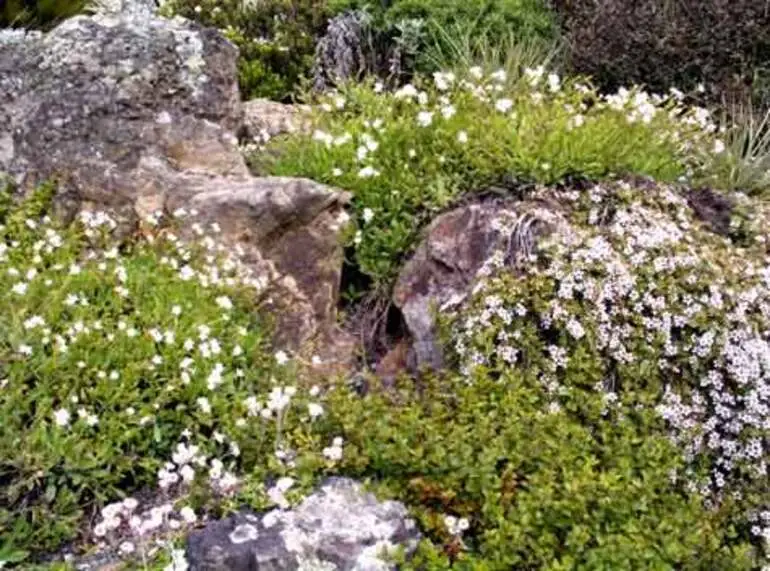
[264,71,727,287]
[328,373,757,569]
[0,186,288,558]
[328,0,558,73]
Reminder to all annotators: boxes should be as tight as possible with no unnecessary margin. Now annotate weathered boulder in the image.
[187,478,420,570]
[0,6,242,187]
[393,200,557,371]
[0,3,352,356]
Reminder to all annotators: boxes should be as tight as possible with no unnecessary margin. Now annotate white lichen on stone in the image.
[229,523,258,544]
[172,28,208,98]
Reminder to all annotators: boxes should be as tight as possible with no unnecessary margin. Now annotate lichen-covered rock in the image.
[0,6,241,188]
[187,478,420,571]
[0,4,354,357]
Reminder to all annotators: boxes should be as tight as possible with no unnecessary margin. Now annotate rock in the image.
[0,4,353,358]
[241,99,311,142]
[0,6,242,188]
[393,201,558,371]
[686,187,735,236]
[187,478,420,570]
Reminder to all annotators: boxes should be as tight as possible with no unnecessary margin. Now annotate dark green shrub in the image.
[0,0,85,28]
[160,0,332,101]
[550,0,770,108]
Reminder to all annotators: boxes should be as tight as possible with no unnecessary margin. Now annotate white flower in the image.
[206,363,225,390]
[441,105,456,119]
[197,397,211,414]
[123,498,139,511]
[275,350,289,365]
[713,139,725,154]
[323,437,344,461]
[332,168,343,177]
[23,315,45,330]
[54,408,71,427]
[524,66,544,86]
[362,208,375,224]
[119,541,135,554]
[179,506,197,524]
[495,98,513,113]
[164,549,189,571]
[358,166,380,178]
[215,296,233,310]
[395,84,418,99]
[180,464,196,483]
[313,130,334,146]
[444,515,470,535]
[457,130,468,144]
[433,71,455,91]
[267,387,292,412]
[469,66,483,79]
[547,73,561,92]
[416,111,434,127]
[490,69,507,83]
[11,282,27,295]
[308,403,324,418]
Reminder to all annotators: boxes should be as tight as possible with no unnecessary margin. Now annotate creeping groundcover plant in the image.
[441,178,770,567]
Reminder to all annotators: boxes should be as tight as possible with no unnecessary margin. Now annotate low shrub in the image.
[324,372,757,569]
[263,70,726,288]
[550,0,770,110]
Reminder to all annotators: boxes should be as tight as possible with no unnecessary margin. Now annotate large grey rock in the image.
[0,6,242,188]
[187,478,420,571]
[0,4,353,357]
